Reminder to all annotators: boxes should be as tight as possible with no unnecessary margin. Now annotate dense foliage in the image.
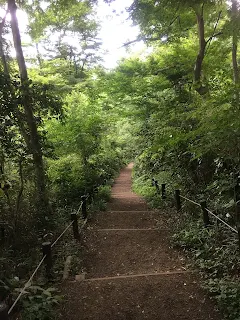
[120,1,240,319]
[0,1,126,318]
[1,0,240,318]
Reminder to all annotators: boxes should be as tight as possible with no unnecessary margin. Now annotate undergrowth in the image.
[133,170,240,320]
[1,183,112,320]
[132,171,175,208]
[172,216,240,320]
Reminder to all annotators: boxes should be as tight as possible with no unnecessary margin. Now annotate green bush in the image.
[48,154,85,205]
[20,286,62,320]
[204,278,240,320]
[172,214,240,319]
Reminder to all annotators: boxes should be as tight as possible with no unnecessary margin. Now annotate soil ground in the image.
[59,164,222,320]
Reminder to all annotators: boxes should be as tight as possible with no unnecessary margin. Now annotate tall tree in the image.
[128,0,225,93]
[231,0,239,85]
[8,0,52,223]
[193,3,206,86]
[0,10,9,75]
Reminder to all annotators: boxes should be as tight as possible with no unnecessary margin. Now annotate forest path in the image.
[59,164,221,320]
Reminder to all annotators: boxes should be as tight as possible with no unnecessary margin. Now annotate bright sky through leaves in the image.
[97,0,145,68]
[1,0,147,69]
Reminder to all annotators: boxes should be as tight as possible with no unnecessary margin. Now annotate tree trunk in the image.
[0,12,9,74]
[194,9,206,93]
[14,159,24,230]
[35,43,43,69]
[8,0,52,226]
[0,36,8,74]
[232,0,239,84]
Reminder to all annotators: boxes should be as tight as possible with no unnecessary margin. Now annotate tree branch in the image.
[169,14,180,27]
[122,26,192,48]
[206,31,223,45]
[205,11,222,54]
[123,8,181,48]
[201,2,205,17]
[0,10,10,75]
[122,36,155,47]
[0,9,9,35]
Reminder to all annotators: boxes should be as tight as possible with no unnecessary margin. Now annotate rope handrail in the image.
[179,195,201,207]
[51,220,75,248]
[51,199,86,249]
[206,208,238,234]
[8,195,89,316]
[8,255,47,315]
[76,200,83,216]
[179,194,238,234]
[52,199,84,248]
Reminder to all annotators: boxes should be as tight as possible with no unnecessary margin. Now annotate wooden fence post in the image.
[81,195,87,219]
[42,242,53,280]
[200,201,210,227]
[0,302,8,320]
[155,180,160,194]
[175,190,181,211]
[151,178,155,186]
[71,213,79,240]
[90,187,95,202]
[0,223,5,245]
[93,185,98,194]
[161,183,166,199]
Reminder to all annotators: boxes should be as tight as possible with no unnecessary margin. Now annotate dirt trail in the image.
[59,164,221,320]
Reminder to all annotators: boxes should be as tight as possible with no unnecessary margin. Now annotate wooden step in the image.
[61,273,220,320]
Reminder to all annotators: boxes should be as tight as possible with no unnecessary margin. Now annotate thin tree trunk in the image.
[0,36,8,74]
[8,0,52,225]
[194,8,206,91]
[0,11,9,74]
[35,43,42,69]
[233,42,238,83]
[232,0,239,84]
[14,159,24,230]
[73,54,78,77]
[8,0,27,80]
[0,156,13,212]
[80,54,90,77]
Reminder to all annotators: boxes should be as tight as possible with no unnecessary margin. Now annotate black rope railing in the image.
[152,179,240,244]
[1,192,91,319]
[178,193,238,233]
[174,184,240,249]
